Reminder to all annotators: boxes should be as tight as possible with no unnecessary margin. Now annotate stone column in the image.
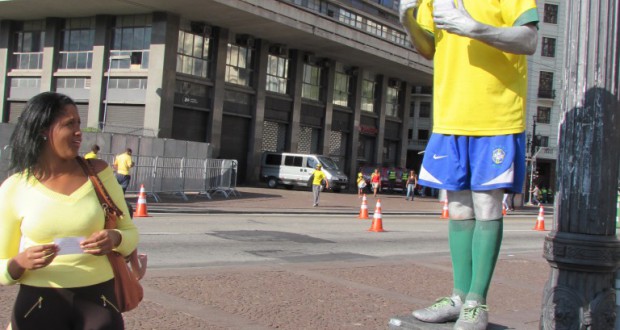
[540,1,620,329]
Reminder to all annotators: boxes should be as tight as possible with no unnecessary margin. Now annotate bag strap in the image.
[76,157,123,228]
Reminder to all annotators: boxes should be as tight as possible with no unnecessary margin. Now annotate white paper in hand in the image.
[54,236,85,255]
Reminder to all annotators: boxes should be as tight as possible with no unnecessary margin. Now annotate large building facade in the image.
[0,0,433,185]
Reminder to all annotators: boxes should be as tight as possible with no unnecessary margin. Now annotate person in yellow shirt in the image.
[356,172,367,197]
[113,148,134,194]
[84,144,100,159]
[0,92,137,329]
[311,164,329,207]
[400,0,539,328]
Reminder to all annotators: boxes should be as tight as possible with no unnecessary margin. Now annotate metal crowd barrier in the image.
[0,146,239,202]
[99,153,239,201]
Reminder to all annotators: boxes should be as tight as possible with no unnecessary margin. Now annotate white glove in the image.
[433,0,479,37]
[399,0,421,23]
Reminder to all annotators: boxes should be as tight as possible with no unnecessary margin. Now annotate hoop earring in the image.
[42,136,48,141]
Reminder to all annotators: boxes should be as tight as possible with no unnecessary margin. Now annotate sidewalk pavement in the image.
[128,186,544,216]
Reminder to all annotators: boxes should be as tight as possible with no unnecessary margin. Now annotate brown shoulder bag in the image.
[76,157,144,313]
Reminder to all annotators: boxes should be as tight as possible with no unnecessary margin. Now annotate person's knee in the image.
[448,190,475,219]
[472,189,504,220]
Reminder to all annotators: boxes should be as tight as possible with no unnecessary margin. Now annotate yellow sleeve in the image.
[98,167,139,256]
[416,0,435,35]
[0,175,24,285]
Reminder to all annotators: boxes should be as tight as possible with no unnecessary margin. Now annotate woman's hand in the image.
[8,244,59,280]
[81,230,122,256]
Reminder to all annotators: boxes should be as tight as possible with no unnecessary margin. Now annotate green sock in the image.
[449,219,475,300]
[467,218,503,303]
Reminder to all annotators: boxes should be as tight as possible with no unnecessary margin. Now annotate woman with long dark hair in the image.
[0,92,138,329]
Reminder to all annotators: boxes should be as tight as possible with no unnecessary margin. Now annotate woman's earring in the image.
[42,136,48,141]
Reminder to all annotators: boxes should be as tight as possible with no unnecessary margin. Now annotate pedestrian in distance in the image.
[84,144,100,159]
[113,148,134,194]
[402,170,409,195]
[0,92,139,330]
[509,192,516,211]
[502,193,510,212]
[311,163,329,207]
[406,170,418,201]
[399,0,539,328]
[530,184,542,206]
[356,172,367,198]
[370,168,381,197]
[388,167,397,194]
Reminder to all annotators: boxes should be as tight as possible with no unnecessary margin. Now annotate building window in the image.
[56,77,90,89]
[292,0,322,11]
[407,129,413,140]
[537,106,551,124]
[418,129,429,141]
[543,4,559,24]
[13,20,45,70]
[226,44,253,87]
[177,28,211,78]
[11,77,41,88]
[385,86,399,117]
[108,78,147,89]
[361,79,376,112]
[419,101,431,118]
[339,10,363,29]
[538,71,554,99]
[301,64,321,101]
[366,20,387,38]
[266,54,289,94]
[111,15,152,69]
[59,18,95,70]
[538,136,549,148]
[333,71,352,108]
[541,37,556,57]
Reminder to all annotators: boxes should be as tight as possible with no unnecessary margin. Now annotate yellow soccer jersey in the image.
[417,0,539,136]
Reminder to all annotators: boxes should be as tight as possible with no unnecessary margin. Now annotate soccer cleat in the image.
[412,296,462,323]
[454,301,489,330]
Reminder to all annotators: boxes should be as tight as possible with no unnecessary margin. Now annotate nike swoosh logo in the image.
[433,154,448,160]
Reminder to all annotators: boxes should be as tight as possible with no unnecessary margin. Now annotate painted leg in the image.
[412,190,474,323]
[455,189,503,330]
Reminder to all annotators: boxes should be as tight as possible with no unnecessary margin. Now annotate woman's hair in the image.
[9,92,77,174]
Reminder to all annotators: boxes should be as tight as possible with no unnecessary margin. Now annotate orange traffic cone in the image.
[358,194,370,219]
[369,199,385,232]
[440,199,449,219]
[133,184,150,217]
[502,204,507,216]
[533,205,545,231]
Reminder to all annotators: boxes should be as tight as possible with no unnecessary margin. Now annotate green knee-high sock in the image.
[449,219,475,300]
[467,218,503,303]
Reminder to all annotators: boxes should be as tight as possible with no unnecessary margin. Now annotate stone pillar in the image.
[88,15,113,130]
[246,39,268,185]
[288,49,303,152]
[399,82,412,169]
[145,12,179,138]
[209,27,228,158]
[40,18,61,92]
[321,59,335,156]
[375,74,387,166]
[0,21,14,122]
[540,1,620,328]
[348,67,363,185]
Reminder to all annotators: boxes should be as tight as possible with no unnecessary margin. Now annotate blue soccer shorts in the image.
[418,133,526,193]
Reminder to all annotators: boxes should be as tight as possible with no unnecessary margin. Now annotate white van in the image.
[260,152,349,192]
